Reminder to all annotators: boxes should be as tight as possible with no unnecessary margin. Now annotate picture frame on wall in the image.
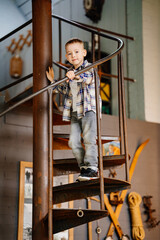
[103,141,120,156]
[17,161,74,240]
[18,161,33,240]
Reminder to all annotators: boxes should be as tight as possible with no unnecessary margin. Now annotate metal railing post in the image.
[91,33,95,62]
[58,19,63,107]
[119,53,129,181]
[94,69,104,210]
[117,47,123,154]
[48,88,53,240]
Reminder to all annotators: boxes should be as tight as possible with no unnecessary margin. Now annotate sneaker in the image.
[76,168,85,181]
[77,168,98,181]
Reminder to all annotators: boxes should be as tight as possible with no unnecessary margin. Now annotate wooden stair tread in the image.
[53,134,120,149]
[44,208,108,234]
[53,178,131,204]
[53,109,70,126]
[53,155,125,176]
[53,133,119,144]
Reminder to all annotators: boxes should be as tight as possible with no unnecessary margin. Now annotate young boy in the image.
[46,38,101,181]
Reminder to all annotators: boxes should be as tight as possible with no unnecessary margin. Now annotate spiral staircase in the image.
[0,3,132,240]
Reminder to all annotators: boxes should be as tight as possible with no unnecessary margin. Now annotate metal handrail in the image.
[52,14,123,43]
[0,19,32,42]
[53,61,136,83]
[0,39,123,117]
[74,20,134,41]
[52,61,68,71]
[0,14,134,95]
[0,15,122,95]
[0,73,33,92]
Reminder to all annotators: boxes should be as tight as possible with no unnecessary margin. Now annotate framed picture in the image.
[103,141,120,156]
[17,161,74,240]
[18,161,33,240]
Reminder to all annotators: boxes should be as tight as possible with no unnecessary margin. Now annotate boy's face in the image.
[65,42,87,69]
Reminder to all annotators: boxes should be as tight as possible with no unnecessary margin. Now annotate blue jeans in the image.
[68,111,98,170]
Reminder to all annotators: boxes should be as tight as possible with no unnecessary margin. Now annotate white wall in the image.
[0,0,25,38]
[143,0,160,123]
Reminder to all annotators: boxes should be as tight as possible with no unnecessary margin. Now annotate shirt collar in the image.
[73,60,88,71]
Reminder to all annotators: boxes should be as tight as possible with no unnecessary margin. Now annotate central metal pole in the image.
[32,0,52,239]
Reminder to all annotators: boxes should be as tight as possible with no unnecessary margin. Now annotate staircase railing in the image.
[0,20,32,42]
[0,14,129,239]
[0,73,33,93]
[0,16,134,96]
[52,13,129,180]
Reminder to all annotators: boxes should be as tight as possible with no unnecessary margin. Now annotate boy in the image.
[46,38,101,181]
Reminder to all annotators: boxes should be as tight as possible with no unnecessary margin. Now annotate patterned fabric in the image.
[53,60,101,121]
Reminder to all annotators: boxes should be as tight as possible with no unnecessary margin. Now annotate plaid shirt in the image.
[54,60,101,121]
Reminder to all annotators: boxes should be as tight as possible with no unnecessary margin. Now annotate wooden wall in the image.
[0,108,159,240]
[0,106,33,240]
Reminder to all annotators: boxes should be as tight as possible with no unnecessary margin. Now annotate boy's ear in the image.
[83,49,87,57]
